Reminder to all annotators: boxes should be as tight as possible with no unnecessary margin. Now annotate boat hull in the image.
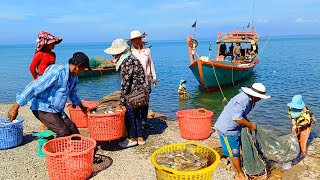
[79,68,116,78]
[190,60,257,91]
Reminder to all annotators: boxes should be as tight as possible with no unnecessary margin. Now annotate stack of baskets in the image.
[151,142,220,180]
[176,108,214,140]
[67,101,99,128]
[43,134,96,180]
[88,107,126,141]
[0,117,24,150]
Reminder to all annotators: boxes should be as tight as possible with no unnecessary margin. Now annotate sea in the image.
[0,35,319,137]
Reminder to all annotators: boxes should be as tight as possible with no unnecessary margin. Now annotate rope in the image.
[231,65,236,88]
[259,34,272,55]
[211,62,228,103]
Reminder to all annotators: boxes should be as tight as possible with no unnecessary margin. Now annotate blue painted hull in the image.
[190,60,256,90]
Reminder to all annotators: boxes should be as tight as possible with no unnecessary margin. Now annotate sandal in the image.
[118,139,138,148]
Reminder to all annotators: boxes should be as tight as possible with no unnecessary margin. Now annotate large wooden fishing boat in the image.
[187,27,260,91]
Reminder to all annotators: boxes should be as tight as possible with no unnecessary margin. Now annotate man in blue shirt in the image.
[7,52,92,137]
[214,83,270,180]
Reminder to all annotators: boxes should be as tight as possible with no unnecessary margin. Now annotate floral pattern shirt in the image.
[119,55,146,106]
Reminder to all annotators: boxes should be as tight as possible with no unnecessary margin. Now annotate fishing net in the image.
[241,127,266,176]
[241,127,300,176]
[255,128,300,163]
[89,57,115,69]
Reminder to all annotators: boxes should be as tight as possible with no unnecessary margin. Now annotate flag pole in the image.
[192,20,197,40]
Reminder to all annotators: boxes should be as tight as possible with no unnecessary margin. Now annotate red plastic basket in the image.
[88,107,126,141]
[67,101,99,128]
[42,134,96,180]
[176,108,214,140]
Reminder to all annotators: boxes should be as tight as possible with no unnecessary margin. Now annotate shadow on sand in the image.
[99,117,168,151]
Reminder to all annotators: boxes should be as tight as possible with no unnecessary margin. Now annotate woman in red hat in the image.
[29,31,62,80]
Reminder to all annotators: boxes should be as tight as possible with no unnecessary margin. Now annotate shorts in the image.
[218,134,241,157]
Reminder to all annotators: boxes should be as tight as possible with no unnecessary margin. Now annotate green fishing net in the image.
[89,57,115,69]
[241,127,300,176]
[241,127,265,176]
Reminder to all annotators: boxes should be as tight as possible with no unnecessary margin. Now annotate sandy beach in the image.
[1,104,320,180]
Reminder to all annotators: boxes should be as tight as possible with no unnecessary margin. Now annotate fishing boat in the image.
[187,27,260,91]
[79,58,117,78]
[79,67,116,78]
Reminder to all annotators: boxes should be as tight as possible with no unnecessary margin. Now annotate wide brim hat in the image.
[241,83,271,99]
[130,30,147,40]
[287,95,305,109]
[104,38,129,55]
[36,31,62,52]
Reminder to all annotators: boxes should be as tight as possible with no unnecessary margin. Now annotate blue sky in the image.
[0,0,319,44]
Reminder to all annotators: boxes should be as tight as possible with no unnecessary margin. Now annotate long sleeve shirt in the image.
[131,46,156,85]
[119,55,146,106]
[29,51,56,79]
[17,64,82,113]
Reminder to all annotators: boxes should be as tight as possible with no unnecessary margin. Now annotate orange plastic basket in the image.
[176,108,214,140]
[42,134,96,180]
[88,107,126,141]
[67,101,99,128]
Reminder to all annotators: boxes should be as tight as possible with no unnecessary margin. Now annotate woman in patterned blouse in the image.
[104,38,147,148]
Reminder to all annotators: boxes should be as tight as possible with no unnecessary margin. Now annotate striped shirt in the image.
[16,64,82,113]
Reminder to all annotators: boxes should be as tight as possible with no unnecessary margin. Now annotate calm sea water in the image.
[0,35,319,136]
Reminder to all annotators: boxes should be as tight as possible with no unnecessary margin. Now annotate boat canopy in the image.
[216,31,259,43]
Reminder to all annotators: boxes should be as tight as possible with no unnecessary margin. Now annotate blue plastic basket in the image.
[0,117,24,150]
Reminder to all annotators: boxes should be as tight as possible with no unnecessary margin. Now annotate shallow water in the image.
[0,35,319,136]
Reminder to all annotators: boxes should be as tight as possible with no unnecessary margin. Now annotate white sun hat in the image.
[241,83,271,99]
[130,30,147,40]
[104,38,129,55]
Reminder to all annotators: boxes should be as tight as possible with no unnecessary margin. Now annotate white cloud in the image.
[47,14,110,24]
[257,18,269,24]
[295,18,320,24]
[160,0,200,9]
[0,11,33,21]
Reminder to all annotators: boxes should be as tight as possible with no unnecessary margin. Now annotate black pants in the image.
[32,110,80,137]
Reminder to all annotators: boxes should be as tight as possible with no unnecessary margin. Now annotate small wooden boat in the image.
[79,59,117,78]
[79,67,116,78]
[187,27,260,91]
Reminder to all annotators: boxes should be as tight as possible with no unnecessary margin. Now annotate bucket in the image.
[282,161,292,170]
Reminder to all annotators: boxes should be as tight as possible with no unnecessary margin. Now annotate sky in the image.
[0,0,319,44]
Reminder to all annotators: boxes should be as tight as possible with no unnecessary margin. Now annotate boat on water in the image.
[79,58,116,78]
[187,27,260,91]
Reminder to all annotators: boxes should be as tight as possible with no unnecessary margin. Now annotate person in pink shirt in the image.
[129,30,157,126]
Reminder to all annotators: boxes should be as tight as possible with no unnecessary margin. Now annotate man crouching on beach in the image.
[7,52,91,137]
[214,83,270,180]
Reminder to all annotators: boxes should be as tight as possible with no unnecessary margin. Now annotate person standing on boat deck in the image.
[214,83,270,180]
[104,38,147,148]
[7,52,91,137]
[129,30,157,127]
[287,95,317,158]
[29,31,62,131]
[233,42,241,60]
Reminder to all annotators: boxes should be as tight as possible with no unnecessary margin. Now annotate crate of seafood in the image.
[176,108,214,140]
[67,100,99,128]
[0,117,24,150]
[88,105,126,141]
[151,142,220,179]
